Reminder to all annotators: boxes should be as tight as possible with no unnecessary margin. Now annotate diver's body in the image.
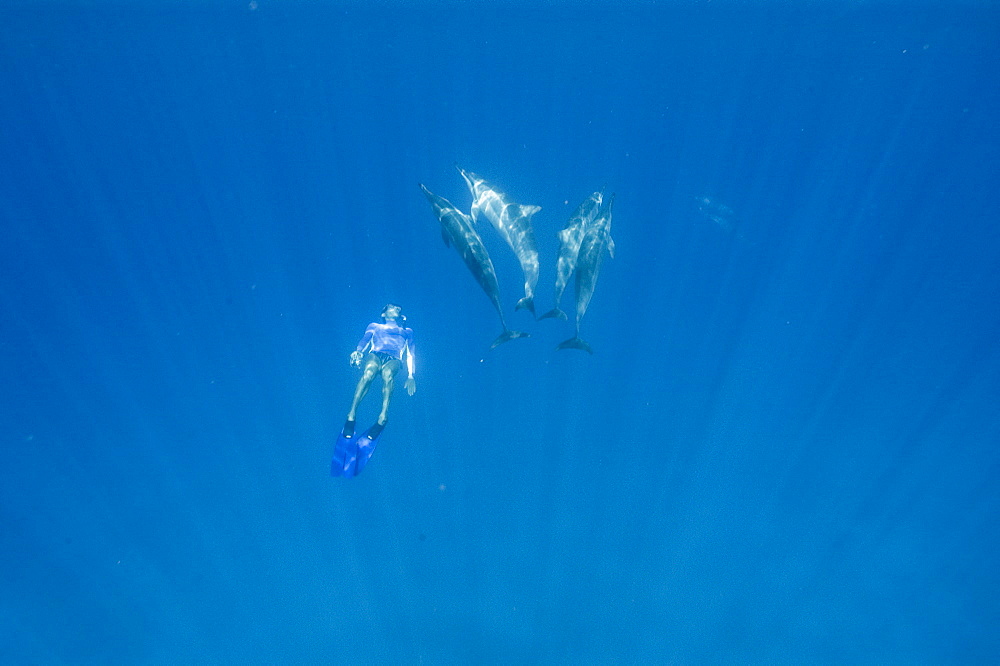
[344,303,416,439]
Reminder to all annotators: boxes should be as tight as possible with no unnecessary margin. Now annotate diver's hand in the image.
[350,350,363,367]
[405,376,416,396]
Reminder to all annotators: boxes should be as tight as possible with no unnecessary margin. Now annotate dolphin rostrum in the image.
[457,166,541,316]
[539,190,603,321]
[557,194,615,354]
[419,184,529,350]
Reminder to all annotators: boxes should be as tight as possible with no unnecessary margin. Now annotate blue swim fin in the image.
[331,424,385,478]
[331,430,359,477]
[352,426,383,475]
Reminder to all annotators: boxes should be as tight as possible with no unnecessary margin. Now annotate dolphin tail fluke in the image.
[489,329,530,350]
[556,337,593,354]
[515,296,535,316]
[538,308,568,321]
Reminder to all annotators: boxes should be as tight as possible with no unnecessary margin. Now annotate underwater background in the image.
[2,1,998,662]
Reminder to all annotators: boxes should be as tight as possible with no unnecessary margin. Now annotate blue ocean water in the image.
[2,1,998,662]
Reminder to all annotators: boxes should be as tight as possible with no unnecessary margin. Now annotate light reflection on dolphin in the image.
[457,166,541,316]
[557,194,615,354]
[419,184,529,350]
[539,190,603,321]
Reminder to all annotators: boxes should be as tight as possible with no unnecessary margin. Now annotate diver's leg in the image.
[376,360,402,425]
[346,355,380,422]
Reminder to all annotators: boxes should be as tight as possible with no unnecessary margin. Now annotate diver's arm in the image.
[404,332,416,396]
[351,324,376,366]
[356,324,377,352]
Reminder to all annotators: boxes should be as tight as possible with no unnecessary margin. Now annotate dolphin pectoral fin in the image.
[489,329,530,350]
[441,229,451,248]
[607,236,616,259]
[539,308,567,321]
[514,296,535,316]
[513,204,542,220]
[556,337,593,354]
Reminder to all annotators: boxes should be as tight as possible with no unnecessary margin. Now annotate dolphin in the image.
[557,194,615,354]
[696,195,735,232]
[419,184,529,349]
[539,190,603,321]
[457,166,541,316]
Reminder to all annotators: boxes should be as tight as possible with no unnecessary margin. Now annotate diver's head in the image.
[381,303,405,322]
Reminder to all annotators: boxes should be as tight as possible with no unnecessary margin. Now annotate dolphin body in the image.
[457,166,541,316]
[557,194,615,354]
[539,190,604,321]
[419,184,529,350]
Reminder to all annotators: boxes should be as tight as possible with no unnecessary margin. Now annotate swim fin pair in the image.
[331,423,385,477]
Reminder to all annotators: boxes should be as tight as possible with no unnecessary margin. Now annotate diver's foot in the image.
[343,419,356,438]
[368,421,386,439]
